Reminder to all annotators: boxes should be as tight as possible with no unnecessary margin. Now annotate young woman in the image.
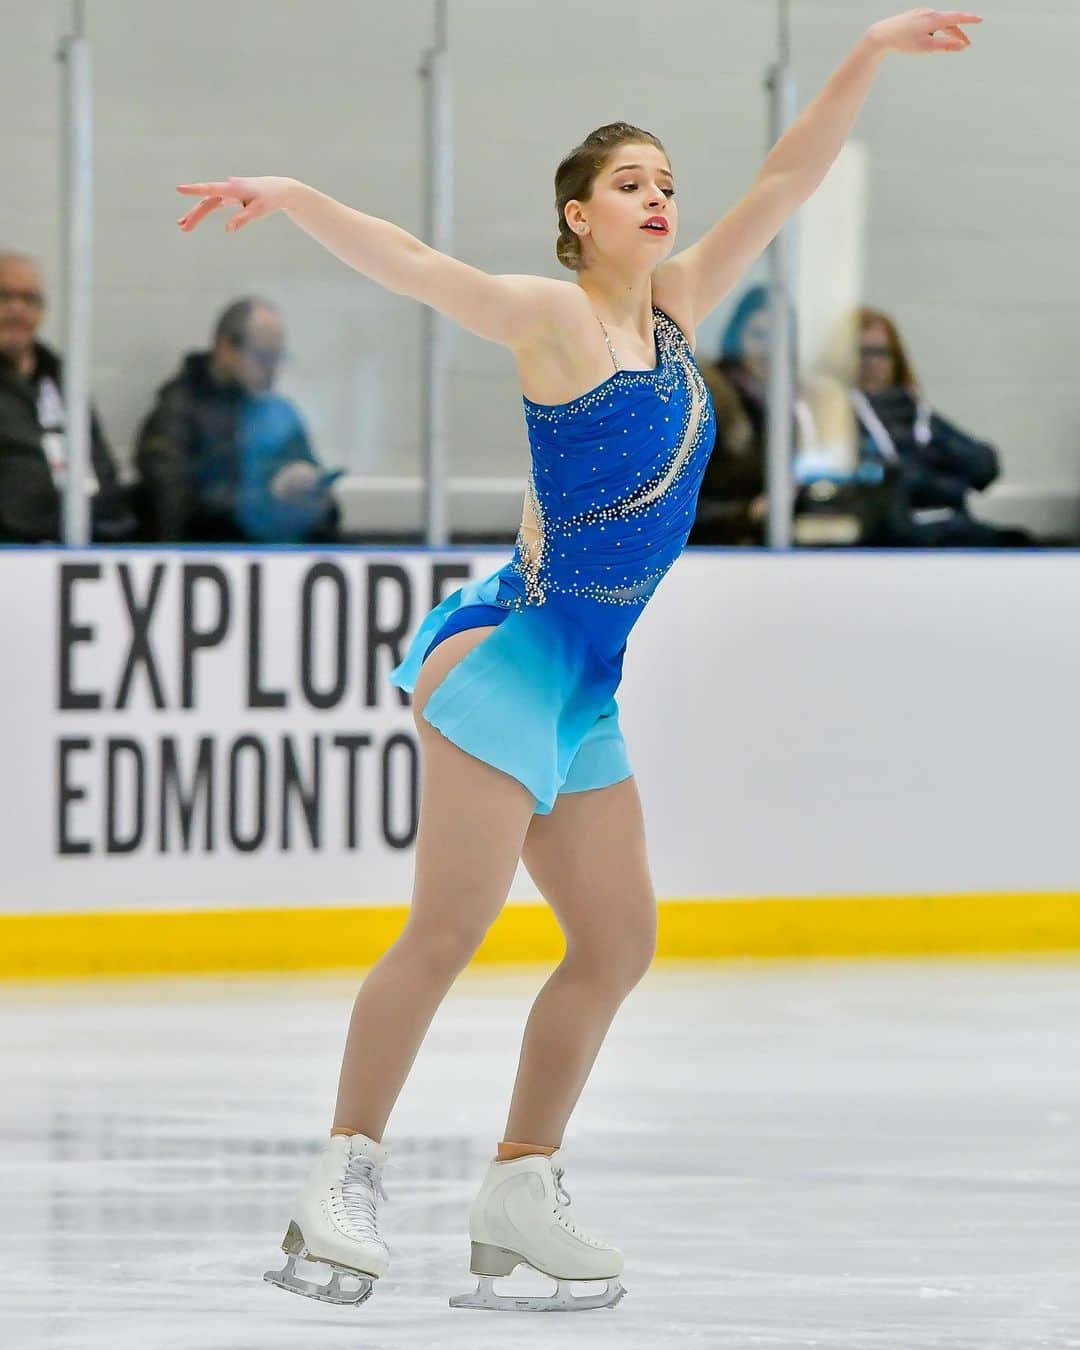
[851,307,1027,545]
[177,8,981,1314]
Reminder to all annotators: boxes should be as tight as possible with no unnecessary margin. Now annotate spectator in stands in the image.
[849,307,1031,546]
[0,250,135,542]
[688,286,769,546]
[689,284,821,546]
[134,297,341,542]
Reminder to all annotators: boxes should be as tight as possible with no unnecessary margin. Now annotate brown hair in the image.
[817,306,921,393]
[554,122,669,272]
[858,306,919,391]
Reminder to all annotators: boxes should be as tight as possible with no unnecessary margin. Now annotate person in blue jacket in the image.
[135,296,341,542]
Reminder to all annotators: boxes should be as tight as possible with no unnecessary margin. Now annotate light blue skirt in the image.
[388,564,633,814]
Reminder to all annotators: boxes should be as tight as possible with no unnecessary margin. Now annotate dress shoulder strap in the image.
[593,313,620,374]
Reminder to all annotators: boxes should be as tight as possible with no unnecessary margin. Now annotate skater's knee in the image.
[398,918,490,977]
[608,930,656,990]
[567,917,656,992]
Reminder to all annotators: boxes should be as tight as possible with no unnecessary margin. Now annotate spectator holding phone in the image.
[134,296,341,542]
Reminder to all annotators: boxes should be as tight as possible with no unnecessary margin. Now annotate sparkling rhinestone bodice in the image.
[493,304,715,657]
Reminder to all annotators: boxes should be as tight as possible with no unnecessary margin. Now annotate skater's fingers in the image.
[933,12,983,24]
[176,180,241,199]
[932,27,970,49]
[177,196,224,231]
[225,200,272,233]
[225,207,256,233]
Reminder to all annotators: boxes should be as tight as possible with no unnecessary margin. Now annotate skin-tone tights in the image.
[330,625,657,1162]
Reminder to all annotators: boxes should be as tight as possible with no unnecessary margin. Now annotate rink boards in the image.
[1,546,1078,975]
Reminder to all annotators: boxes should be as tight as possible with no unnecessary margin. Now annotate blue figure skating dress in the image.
[389,303,715,814]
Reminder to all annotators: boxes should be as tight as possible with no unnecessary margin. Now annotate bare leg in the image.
[332,626,537,1140]
[503,774,657,1146]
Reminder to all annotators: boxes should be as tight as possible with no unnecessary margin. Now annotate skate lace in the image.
[340,1157,388,1242]
[551,1164,599,1245]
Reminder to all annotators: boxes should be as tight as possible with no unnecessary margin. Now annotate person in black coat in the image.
[852,308,1031,546]
[0,251,134,543]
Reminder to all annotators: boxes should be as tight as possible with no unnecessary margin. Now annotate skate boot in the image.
[449,1147,627,1312]
[264,1132,393,1306]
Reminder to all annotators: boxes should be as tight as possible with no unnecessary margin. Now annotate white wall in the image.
[1,2,1077,519]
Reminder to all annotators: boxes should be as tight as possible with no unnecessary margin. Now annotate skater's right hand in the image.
[176,176,303,233]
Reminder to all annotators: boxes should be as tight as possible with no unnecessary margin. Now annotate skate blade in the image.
[449,1272,627,1312]
[263,1224,377,1307]
[264,1252,376,1306]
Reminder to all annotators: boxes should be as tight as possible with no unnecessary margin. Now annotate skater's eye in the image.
[619,183,676,197]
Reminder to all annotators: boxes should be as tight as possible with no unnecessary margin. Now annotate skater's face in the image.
[0,256,45,365]
[568,143,677,271]
[859,319,898,392]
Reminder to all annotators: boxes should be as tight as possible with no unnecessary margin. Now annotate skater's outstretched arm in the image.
[175,176,565,349]
[657,8,983,328]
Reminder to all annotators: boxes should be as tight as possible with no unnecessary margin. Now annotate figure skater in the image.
[176,8,981,1313]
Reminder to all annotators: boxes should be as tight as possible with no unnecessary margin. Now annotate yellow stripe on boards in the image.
[2,893,1080,979]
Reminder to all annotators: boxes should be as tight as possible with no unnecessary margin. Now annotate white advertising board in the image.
[1,548,1076,913]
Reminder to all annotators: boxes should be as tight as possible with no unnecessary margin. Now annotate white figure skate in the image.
[264,1132,393,1306]
[449,1148,627,1312]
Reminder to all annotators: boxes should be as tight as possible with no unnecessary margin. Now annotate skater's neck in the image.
[576,273,655,331]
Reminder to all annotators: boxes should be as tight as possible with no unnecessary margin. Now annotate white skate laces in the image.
[551,1164,600,1245]
[263,1135,394,1307]
[339,1156,389,1245]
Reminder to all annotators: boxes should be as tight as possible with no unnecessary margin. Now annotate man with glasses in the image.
[0,250,133,542]
[134,296,340,543]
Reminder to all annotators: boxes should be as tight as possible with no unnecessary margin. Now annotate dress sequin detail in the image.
[504,305,715,617]
[517,467,548,604]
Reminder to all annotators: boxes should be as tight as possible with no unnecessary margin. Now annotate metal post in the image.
[57,0,94,547]
[419,0,453,546]
[764,0,798,549]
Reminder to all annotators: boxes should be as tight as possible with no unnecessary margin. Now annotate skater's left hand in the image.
[868,8,983,54]
[175,176,303,233]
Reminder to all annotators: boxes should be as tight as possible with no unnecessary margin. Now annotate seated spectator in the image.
[849,308,1031,546]
[688,284,819,547]
[688,285,770,546]
[135,297,341,543]
[0,250,135,543]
